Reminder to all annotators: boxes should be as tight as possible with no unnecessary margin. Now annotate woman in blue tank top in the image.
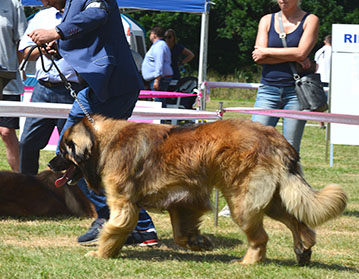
[251,0,319,153]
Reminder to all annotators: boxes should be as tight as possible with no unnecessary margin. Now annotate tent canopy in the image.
[21,0,209,13]
[118,0,209,13]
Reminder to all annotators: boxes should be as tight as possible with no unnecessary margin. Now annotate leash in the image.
[20,44,95,125]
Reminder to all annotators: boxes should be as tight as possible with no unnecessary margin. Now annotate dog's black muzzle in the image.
[48,154,72,172]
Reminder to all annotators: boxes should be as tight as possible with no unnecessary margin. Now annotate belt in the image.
[39,79,78,88]
[163,75,172,78]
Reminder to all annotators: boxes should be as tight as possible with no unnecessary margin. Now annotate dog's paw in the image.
[85,250,99,258]
[187,235,213,251]
[230,258,254,265]
[295,248,312,266]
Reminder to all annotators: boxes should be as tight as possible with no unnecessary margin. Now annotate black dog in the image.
[0,170,95,217]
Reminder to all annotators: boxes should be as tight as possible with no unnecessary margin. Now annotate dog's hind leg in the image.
[265,194,316,266]
[87,199,139,259]
[168,206,213,251]
[227,198,268,265]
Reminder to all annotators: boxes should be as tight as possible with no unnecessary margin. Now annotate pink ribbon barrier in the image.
[24,86,34,93]
[139,90,197,98]
[24,87,196,99]
[204,81,329,92]
[224,107,359,126]
[205,81,261,90]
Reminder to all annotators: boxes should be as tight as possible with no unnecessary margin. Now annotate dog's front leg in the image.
[87,197,139,259]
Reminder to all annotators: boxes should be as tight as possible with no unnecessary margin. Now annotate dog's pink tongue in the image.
[55,174,69,188]
[55,166,74,187]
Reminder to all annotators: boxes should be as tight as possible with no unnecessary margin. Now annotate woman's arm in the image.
[181,47,194,64]
[253,14,319,65]
[252,14,288,64]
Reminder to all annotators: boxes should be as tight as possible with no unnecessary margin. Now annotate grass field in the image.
[0,98,358,279]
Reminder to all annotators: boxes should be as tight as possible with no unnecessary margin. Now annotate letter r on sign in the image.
[344,34,352,43]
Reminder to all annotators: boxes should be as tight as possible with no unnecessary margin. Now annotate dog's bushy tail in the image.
[279,172,348,228]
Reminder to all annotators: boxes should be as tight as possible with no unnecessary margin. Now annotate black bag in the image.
[295,73,328,112]
[166,76,198,109]
[277,11,328,112]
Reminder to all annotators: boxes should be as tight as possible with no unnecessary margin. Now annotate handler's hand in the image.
[28,28,60,45]
[45,41,58,56]
[252,46,268,62]
[153,81,159,90]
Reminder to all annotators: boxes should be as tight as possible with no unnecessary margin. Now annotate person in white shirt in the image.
[18,7,83,175]
[141,26,173,108]
[315,35,332,87]
[314,35,331,128]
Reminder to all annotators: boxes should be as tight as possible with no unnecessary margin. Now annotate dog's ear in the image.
[63,120,95,164]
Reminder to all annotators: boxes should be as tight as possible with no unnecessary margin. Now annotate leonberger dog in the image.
[49,115,347,265]
[0,170,95,217]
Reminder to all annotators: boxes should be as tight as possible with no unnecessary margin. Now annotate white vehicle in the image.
[121,14,147,59]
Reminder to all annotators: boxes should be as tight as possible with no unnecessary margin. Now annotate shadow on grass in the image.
[266,259,359,273]
[158,234,243,250]
[119,243,358,273]
[343,210,359,218]
[121,246,240,263]
[0,216,85,222]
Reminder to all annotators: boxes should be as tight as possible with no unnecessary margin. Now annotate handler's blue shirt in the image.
[56,0,143,101]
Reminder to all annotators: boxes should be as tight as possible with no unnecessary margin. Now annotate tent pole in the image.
[198,11,209,111]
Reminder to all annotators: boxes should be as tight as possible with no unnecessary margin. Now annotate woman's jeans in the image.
[252,85,306,153]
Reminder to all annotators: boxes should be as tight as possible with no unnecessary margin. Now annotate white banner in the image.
[331,24,359,145]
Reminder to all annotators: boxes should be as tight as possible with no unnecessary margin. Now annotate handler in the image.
[28,0,158,246]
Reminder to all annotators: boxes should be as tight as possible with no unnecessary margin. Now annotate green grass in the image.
[0,98,358,279]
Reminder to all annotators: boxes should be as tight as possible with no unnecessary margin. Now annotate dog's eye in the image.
[64,140,76,155]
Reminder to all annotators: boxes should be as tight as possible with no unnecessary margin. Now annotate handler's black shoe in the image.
[77,218,106,245]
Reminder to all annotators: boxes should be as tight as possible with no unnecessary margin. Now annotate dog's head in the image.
[48,117,97,188]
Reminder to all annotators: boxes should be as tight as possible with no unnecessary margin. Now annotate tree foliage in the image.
[25,1,359,79]
[130,0,359,79]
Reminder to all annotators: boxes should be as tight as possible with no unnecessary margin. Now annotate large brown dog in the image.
[0,170,95,217]
[49,115,347,265]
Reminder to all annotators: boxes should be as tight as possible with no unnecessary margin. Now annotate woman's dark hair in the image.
[165,29,177,43]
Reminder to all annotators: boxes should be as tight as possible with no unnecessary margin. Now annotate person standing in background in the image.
[251,0,319,153]
[314,34,332,129]
[165,29,194,82]
[0,0,27,171]
[141,26,173,107]
[18,7,84,175]
[220,0,319,219]
[314,35,332,88]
